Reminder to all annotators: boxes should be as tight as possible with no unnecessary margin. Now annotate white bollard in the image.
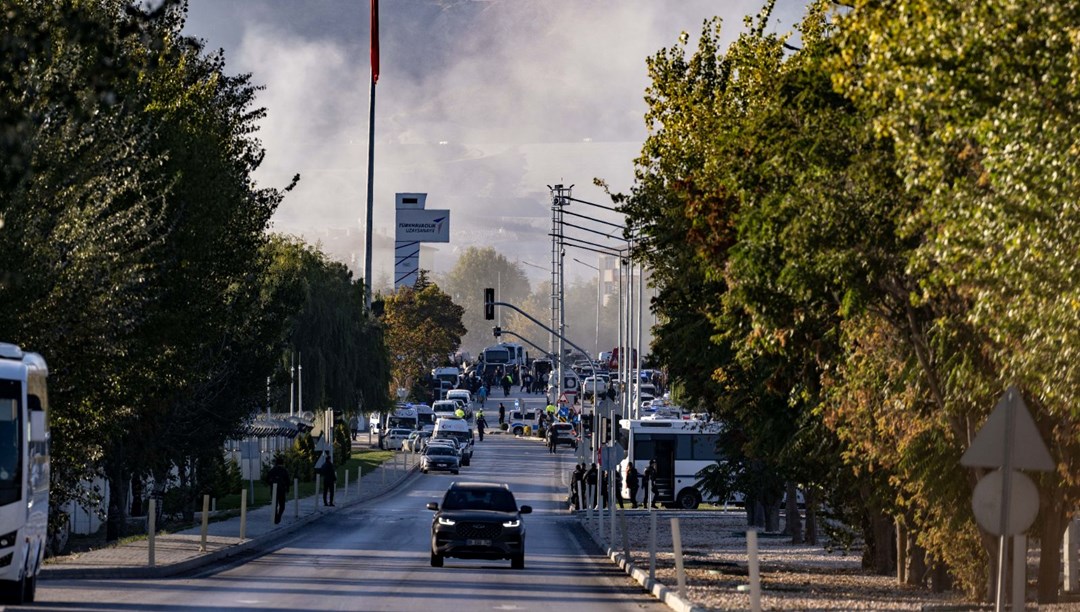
[270,483,278,526]
[610,474,617,545]
[1012,534,1026,612]
[344,471,349,503]
[315,475,322,510]
[357,467,362,497]
[672,518,687,598]
[748,530,761,612]
[239,489,247,542]
[147,498,156,568]
[1066,517,1079,592]
[200,494,210,552]
[649,504,657,582]
[599,482,605,546]
[577,481,585,513]
[620,510,631,562]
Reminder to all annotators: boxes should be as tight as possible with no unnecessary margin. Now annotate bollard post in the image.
[620,510,631,563]
[1067,517,1079,592]
[239,489,248,542]
[200,494,210,552]
[315,475,322,510]
[1012,534,1026,612]
[344,471,349,503]
[293,477,300,519]
[212,497,217,512]
[599,483,605,547]
[748,530,761,612]
[587,487,595,529]
[357,467,362,497]
[672,517,686,599]
[147,498,156,568]
[382,462,386,486]
[649,501,657,582]
[270,483,278,526]
[610,473,616,546]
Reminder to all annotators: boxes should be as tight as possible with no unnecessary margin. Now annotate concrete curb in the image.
[577,514,704,612]
[41,466,420,581]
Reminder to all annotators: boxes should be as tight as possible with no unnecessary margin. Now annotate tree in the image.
[381,278,466,399]
[441,247,530,356]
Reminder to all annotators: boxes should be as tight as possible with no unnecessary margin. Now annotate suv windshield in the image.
[426,446,455,456]
[442,487,517,512]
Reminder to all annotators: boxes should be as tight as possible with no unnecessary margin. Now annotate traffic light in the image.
[484,287,495,320]
[492,326,502,338]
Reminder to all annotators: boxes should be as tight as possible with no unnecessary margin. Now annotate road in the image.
[28,395,662,612]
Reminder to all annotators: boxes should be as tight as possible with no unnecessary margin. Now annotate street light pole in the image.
[573,257,601,361]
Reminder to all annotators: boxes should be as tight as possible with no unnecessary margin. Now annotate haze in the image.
[183,0,804,287]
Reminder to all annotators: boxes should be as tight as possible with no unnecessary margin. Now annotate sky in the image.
[182,0,806,288]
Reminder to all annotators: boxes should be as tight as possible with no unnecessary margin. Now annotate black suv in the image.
[427,482,531,569]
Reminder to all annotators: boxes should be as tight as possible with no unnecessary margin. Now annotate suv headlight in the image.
[502,519,521,528]
[438,516,456,526]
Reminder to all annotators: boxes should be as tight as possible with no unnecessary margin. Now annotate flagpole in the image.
[364,0,379,312]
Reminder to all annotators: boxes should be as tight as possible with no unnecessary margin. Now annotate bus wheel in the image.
[675,489,701,510]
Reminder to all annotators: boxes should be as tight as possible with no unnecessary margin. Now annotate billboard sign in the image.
[395,209,450,242]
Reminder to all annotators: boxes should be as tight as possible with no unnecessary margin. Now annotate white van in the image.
[432,400,460,421]
[445,389,473,418]
[432,417,473,465]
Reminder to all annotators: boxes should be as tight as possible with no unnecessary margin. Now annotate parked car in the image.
[581,375,609,399]
[403,430,432,453]
[545,422,579,449]
[420,445,460,474]
[381,427,414,450]
[427,482,531,569]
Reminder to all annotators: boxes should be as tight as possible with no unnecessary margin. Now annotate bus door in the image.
[653,436,676,503]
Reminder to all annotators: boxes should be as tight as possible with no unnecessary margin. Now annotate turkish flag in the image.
[371,0,380,83]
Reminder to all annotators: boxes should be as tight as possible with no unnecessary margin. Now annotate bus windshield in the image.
[483,348,510,364]
[0,380,22,504]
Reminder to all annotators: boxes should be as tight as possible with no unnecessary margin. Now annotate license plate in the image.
[466,539,491,547]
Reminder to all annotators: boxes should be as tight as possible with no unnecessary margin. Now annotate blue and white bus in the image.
[0,343,48,604]
[617,419,730,510]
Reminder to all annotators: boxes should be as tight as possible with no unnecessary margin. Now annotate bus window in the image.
[692,434,721,460]
[675,435,693,461]
[0,380,20,503]
[633,433,654,461]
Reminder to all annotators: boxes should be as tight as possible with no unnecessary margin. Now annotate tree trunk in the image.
[105,463,130,542]
[863,507,895,575]
[896,523,907,584]
[1037,488,1069,604]
[785,481,803,544]
[908,538,928,586]
[805,489,818,545]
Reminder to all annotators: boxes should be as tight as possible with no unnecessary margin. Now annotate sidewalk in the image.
[42,452,419,580]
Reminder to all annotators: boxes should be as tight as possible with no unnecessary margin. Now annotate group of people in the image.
[265,449,341,525]
[569,459,658,510]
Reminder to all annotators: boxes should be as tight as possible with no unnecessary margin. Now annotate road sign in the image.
[314,435,331,452]
[971,469,1039,535]
[960,385,1054,471]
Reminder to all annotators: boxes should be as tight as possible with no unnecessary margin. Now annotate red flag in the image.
[371,0,380,83]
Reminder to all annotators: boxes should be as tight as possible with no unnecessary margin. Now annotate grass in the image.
[215,448,395,511]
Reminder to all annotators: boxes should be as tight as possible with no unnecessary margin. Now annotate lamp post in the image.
[573,257,601,361]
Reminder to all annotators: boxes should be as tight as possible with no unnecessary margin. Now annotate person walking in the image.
[318,451,337,507]
[498,402,506,425]
[520,372,532,393]
[626,462,641,509]
[477,384,487,407]
[571,463,585,509]
[476,413,487,442]
[349,415,359,441]
[502,373,513,397]
[643,459,657,509]
[266,456,290,524]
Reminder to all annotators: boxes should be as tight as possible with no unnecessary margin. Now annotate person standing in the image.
[571,463,585,509]
[498,402,506,425]
[477,384,487,407]
[585,463,599,509]
[520,372,532,393]
[600,469,610,509]
[548,425,559,453]
[502,373,513,397]
[476,413,487,442]
[319,451,336,507]
[266,456,290,524]
[349,415,359,441]
[643,459,657,509]
[626,462,641,509]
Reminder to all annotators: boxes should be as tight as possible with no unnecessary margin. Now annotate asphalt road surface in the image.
[29,395,662,612]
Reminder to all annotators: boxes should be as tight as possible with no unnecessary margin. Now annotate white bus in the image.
[0,343,49,604]
[616,419,728,510]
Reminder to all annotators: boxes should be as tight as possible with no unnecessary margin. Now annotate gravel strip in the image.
[579,509,1077,611]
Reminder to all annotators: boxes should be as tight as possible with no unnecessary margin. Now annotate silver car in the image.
[420,445,461,474]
